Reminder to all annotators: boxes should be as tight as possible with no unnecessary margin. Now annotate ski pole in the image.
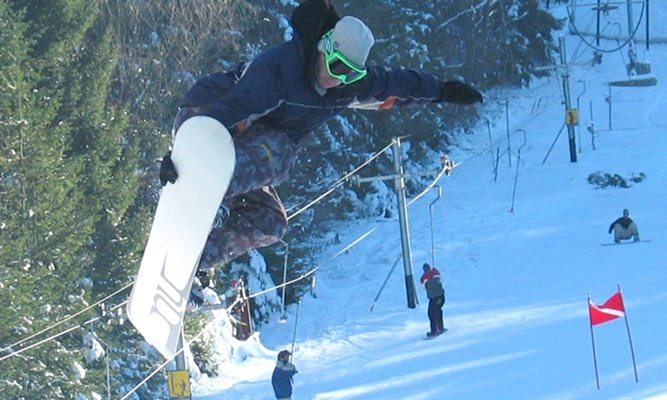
[290,298,301,360]
[370,253,402,312]
[428,185,442,268]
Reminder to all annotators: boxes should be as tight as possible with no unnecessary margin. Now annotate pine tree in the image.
[1,1,144,397]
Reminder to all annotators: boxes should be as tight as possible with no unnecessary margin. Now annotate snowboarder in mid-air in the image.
[608,209,640,243]
[159,0,483,307]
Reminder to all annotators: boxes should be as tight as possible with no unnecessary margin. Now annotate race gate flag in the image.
[589,291,625,326]
[587,286,638,389]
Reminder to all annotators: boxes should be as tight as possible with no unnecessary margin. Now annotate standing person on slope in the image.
[272,350,298,400]
[159,0,483,306]
[420,263,446,337]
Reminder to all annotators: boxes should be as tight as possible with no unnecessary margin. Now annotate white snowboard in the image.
[127,116,235,359]
[601,240,650,246]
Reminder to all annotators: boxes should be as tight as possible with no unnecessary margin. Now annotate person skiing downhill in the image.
[159,0,483,306]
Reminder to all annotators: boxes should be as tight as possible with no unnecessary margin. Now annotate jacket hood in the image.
[290,0,341,86]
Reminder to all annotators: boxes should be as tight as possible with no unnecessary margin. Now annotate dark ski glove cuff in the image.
[159,151,178,186]
[439,80,483,105]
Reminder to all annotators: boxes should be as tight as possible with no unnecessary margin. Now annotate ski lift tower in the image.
[351,137,448,309]
[573,0,656,86]
[611,0,656,86]
[622,0,650,76]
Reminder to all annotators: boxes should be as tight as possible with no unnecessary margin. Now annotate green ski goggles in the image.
[321,31,368,85]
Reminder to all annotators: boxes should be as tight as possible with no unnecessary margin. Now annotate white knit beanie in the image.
[317,16,375,67]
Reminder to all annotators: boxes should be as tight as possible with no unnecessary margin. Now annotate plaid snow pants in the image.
[173,108,301,269]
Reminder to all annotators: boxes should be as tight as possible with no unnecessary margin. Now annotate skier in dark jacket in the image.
[161,0,483,291]
[608,209,640,243]
[420,263,446,337]
[271,350,298,400]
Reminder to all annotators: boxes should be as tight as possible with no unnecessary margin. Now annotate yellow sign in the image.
[566,108,580,125]
[168,370,191,399]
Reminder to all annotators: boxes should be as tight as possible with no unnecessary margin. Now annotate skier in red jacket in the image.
[420,263,446,337]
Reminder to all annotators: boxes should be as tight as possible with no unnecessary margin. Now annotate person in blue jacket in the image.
[160,0,482,305]
[271,350,298,400]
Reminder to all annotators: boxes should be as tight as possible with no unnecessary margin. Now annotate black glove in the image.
[439,80,483,105]
[159,151,178,186]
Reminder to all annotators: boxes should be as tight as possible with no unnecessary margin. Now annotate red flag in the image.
[589,291,625,326]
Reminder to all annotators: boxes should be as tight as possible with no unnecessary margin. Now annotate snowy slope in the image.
[192,3,667,399]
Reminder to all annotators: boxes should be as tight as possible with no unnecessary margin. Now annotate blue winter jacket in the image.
[271,360,298,398]
[181,35,443,144]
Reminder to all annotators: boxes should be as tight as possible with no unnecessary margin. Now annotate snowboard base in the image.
[127,116,235,359]
[601,240,650,246]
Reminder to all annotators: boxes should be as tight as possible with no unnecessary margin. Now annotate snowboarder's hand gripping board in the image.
[127,116,235,359]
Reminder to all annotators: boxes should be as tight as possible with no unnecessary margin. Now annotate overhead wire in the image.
[0,283,132,361]
[0,299,128,363]
[0,325,80,363]
[285,141,393,219]
[568,3,598,64]
[322,157,457,266]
